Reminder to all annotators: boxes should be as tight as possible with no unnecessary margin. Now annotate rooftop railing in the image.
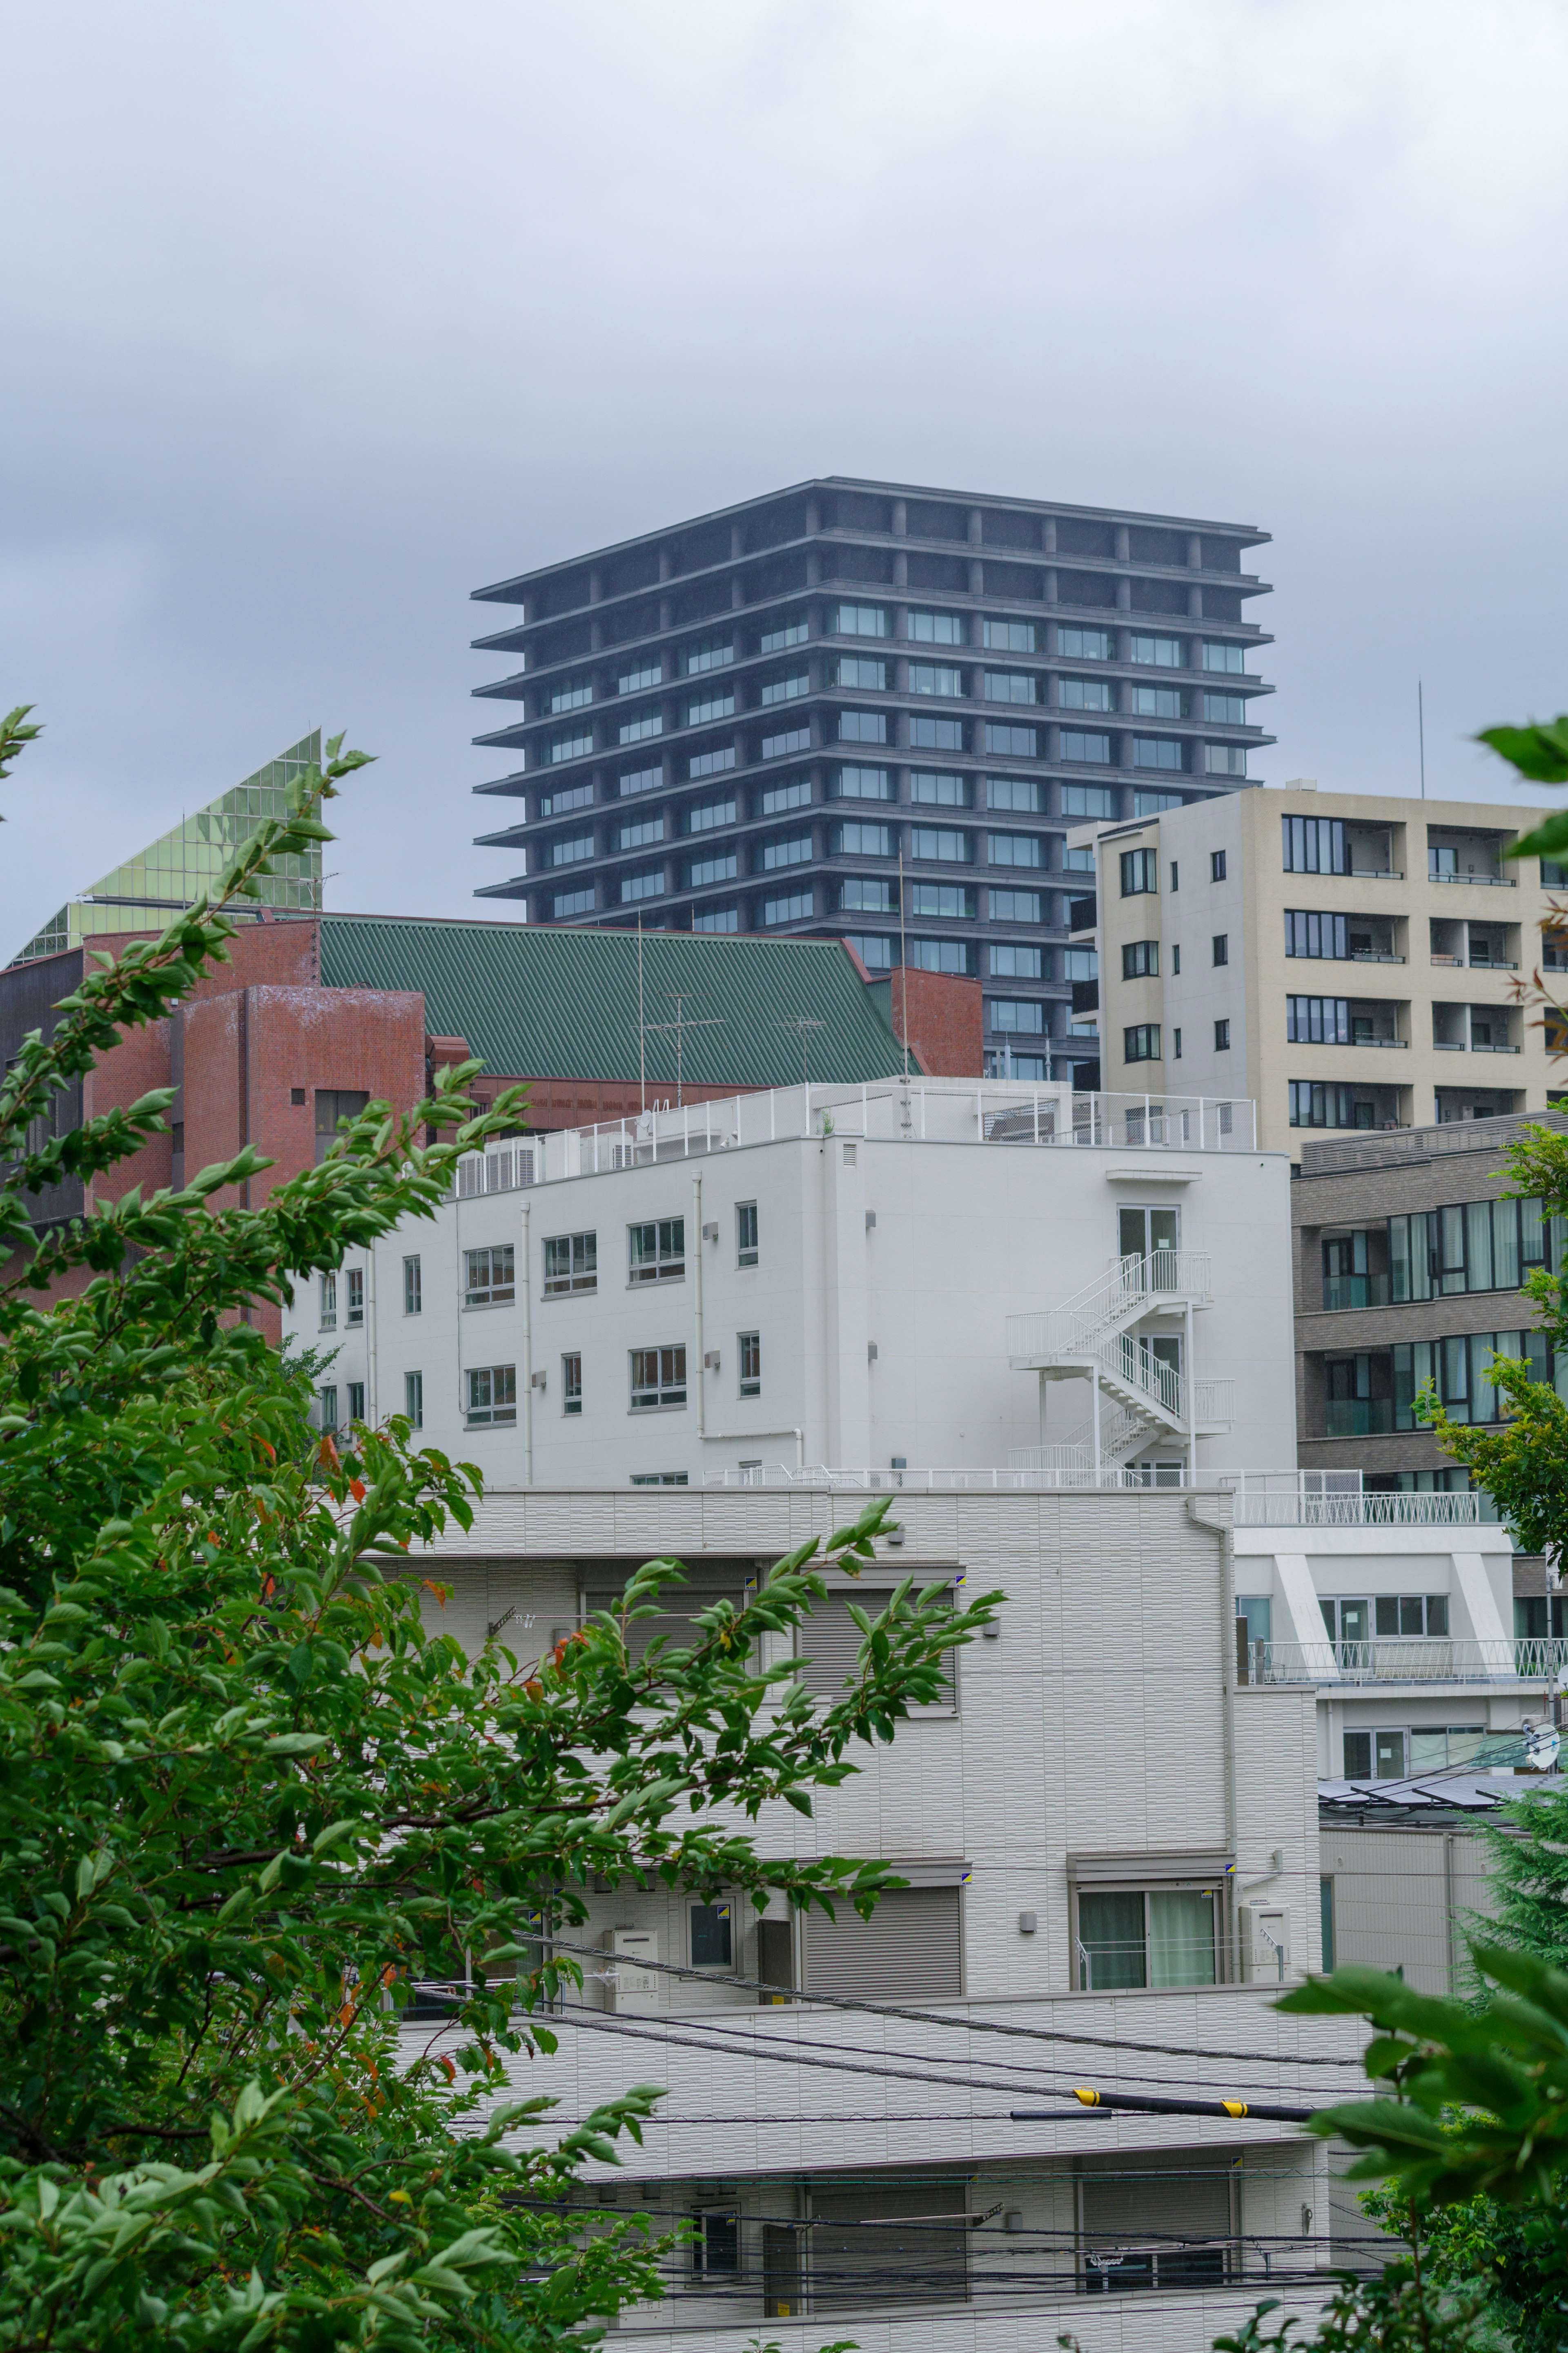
[1243,1637,1566,1686]
[452,1081,1258,1194]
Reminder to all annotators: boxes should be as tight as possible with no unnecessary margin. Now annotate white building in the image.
[396,1479,1362,2346]
[288,1075,1296,1488]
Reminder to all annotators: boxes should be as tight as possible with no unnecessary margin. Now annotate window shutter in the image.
[1080,2170,1232,2291]
[795,1590,951,1698]
[808,2185,970,2309]
[802,1885,962,2000]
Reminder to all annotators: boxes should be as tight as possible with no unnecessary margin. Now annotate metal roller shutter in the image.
[807,2184,970,2311]
[802,1885,962,2000]
[794,1590,951,1698]
[1080,2169,1233,2293]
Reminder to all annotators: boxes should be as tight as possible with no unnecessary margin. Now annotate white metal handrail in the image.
[1243,1637,1568,1685]
[1013,1249,1213,1363]
[1232,1492,1481,1527]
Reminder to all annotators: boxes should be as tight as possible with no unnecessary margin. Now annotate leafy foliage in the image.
[1207,2266,1486,2353]
[0,720,998,2348]
[1359,2176,1565,2353]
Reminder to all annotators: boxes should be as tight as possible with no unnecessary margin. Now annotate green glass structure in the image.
[12,732,323,966]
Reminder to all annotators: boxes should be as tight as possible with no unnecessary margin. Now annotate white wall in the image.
[287,1081,1297,1485]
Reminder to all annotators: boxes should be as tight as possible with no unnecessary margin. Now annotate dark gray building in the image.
[470,477,1274,1078]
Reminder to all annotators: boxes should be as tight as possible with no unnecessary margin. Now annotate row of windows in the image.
[555,660,1254,722]
[1319,1197,1564,1309]
[1321,1329,1562,1435]
[1118,845,1231,898]
[354,1211,760,1332]
[325,1338,764,1434]
[540,709,1250,776]
[539,767,1194,829]
[1280,814,1541,886]
[539,617,1254,717]
[1124,1021,1229,1064]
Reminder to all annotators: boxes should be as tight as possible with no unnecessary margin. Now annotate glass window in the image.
[317,1383,338,1430]
[990,943,1042,978]
[1215,1018,1231,1050]
[539,781,594,816]
[828,603,889,636]
[910,827,970,862]
[835,656,889,689]
[465,1244,516,1307]
[989,998,1045,1033]
[760,670,809,705]
[1130,633,1184,667]
[983,617,1038,652]
[990,888,1041,922]
[911,883,974,918]
[1204,692,1247,723]
[690,1902,733,1967]
[983,670,1038,703]
[319,1271,336,1330]
[544,1231,597,1296]
[909,939,972,974]
[1132,737,1184,771]
[1134,790,1183,816]
[1202,642,1247,673]
[618,764,662,796]
[620,868,665,903]
[908,662,964,696]
[687,851,738,887]
[839,878,894,911]
[686,689,735,726]
[466,1365,517,1427]
[834,765,893,800]
[343,1381,363,1424]
[911,714,965,750]
[692,906,739,932]
[1287,995,1350,1044]
[984,720,1037,756]
[1285,909,1348,959]
[763,891,813,925]
[833,822,892,856]
[1212,932,1229,966]
[761,834,812,869]
[1061,730,1111,763]
[404,1370,423,1429]
[737,1202,759,1266]
[910,770,969,805]
[844,932,893,967]
[1120,848,1158,896]
[760,617,808,653]
[618,658,662,693]
[562,1353,582,1415]
[1283,816,1347,874]
[682,635,734,676]
[760,725,811,759]
[547,727,594,763]
[907,610,964,643]
[761,777,811,814]
[630,1345,687,1409]
[686,797,736,833]
[987,776,1042,812]
[738,1332,761,1396]
[1077,1889,1215,1990]
[548,679,594,713]
[1123,940,1158,979]
[988,832,1043,867]
[1129,685,1186,718]
[403,1255,422,1315]
[629,1219,685,1283]
[1060,783,1116,819]
[552,886,595,920]
[1063,947,1097,980]
[617,712,661,746]
[550,833,595,866]
[1056,627,1111,660]
[618,814,665,850]
[688,744,737,777]
[1205,745,1248,776]
[1124,1023,1161,1063]
[345,1267,364,1327]
[1058,678,1114,711]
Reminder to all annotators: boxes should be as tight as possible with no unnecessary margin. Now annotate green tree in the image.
[0,709,998,2349]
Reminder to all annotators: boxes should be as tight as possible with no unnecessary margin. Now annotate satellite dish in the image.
[1525,1724,1562,1772]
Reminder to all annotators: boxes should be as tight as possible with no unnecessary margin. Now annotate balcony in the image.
[1323,1396,1394,1437]
[1241,1636,1568,1686]
[1321,1273,1390,1311]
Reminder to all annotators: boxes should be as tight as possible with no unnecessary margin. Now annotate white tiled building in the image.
[289,1075,1296,1487]
[395,1481,1362,2347]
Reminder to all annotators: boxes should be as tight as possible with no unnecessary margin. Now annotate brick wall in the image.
[889,966,984,1078]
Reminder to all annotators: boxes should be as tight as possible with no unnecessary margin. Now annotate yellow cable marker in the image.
[1074,2087,1100,2105]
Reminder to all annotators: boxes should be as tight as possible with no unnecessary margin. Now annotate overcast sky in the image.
[4,0,1567,957]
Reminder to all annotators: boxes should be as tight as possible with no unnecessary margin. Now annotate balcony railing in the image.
[1241,1636,1568,1685]
[1231,1490,1480,1527]
[1321,1274,1391,1310]
[1324,1397,1395,1436]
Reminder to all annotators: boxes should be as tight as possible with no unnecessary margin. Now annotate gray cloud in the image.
[4,0,1567,955]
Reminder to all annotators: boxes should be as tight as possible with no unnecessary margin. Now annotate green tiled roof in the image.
[319,915,900,1089]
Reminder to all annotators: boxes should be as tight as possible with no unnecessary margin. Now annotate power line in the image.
[536,1934,1364,2073]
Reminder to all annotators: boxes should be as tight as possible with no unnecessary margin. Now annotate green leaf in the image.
[1480,717,1568,786]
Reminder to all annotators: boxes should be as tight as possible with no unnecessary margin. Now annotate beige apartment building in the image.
[1071,785,1566,1157]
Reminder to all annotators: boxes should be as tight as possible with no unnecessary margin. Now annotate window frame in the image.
[736,1202,759,1267]
[465,1364,518,1428]
[562,1352,583,1416]
[403,1254,422,1316]
[464,1243,517,1309]
[738,1330,762,1398]
[628,1218,686,1285]
[630,1344,688,1411]
[543,1230,598,1297]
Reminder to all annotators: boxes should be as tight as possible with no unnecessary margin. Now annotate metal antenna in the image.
[897,848,910,1080]
[637,914,646,1113]
[777,1014,825,1088]
[1419,681,1427,800]
[643,992,722,1108]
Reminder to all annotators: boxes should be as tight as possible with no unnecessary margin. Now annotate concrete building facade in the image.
[282,1075,1296,1488]
[1071,785,1564,1158]
[392,1479,1358,2345]
[468,477,1275,1082]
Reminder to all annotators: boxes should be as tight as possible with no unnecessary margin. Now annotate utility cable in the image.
[532,1934,1364,2072]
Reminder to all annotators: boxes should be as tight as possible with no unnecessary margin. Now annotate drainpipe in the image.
[521,1200,533,1485]
[1186,1297,1196,1480]
[1188,1490,1239,1968]
[693,1173,705,1440]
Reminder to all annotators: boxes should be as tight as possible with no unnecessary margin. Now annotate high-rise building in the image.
[469,478,1275,1079]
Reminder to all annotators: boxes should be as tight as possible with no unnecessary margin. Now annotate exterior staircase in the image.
[1007,1251,1233,1473]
